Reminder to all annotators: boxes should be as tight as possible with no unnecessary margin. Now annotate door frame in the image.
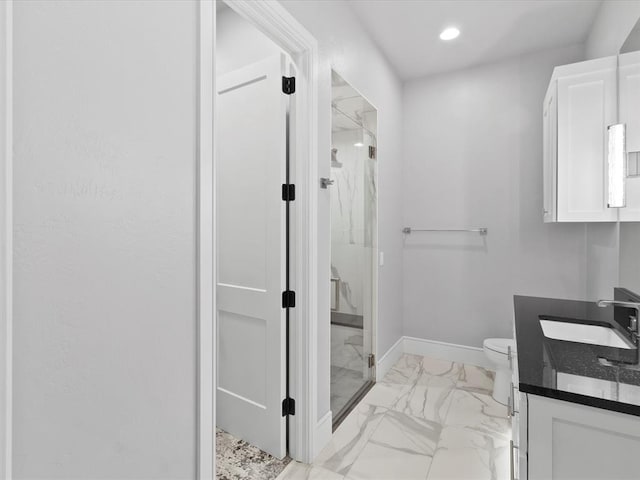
[198,1,215,478]
[207,0,319,471]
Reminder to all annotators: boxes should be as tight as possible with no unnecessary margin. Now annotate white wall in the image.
[402,45,588,347]
[279,0,405,422]
[586,223,620,300]
[11,1,198,477]
[585,0,640,60]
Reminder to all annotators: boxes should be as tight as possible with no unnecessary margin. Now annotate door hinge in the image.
[282,184,295,201]
[368,354,376,369]
[282,290,296,308]
[282,76,296,95]
[368,145,377,160]
[282,397,296,416]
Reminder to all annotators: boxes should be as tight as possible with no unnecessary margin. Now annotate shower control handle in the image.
[320,177,334,189]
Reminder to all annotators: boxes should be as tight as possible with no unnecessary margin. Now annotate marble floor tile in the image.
[428,426,509,480]
[381,354,422,385]
[393,384,455,424]
[456,364,495,395]
[284,355,508,480]
[276,461,344,480]
[314,402,388,476]
[345,410,439,480]
[360,381,408,408]
[416,357,461,383]
[444,390,510,441]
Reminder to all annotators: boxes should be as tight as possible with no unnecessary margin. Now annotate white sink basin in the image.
[539,320,634,349]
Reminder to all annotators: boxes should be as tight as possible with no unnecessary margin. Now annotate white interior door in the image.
[216,55,288,459]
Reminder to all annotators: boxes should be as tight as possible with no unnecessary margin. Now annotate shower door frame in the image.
[207,0,320,473]
[329,71,379,429]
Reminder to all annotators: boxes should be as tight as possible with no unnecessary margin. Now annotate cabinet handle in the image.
[509,382,519,417]
[510,440,519,480]
[508,384,513,418]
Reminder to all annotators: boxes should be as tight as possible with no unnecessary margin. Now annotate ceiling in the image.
[347,0,602,80]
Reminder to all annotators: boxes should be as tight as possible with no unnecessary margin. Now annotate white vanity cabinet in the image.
[543,56,618,222]
[509,348,528,480]
[527,394,640,480]
[619,51,640,222]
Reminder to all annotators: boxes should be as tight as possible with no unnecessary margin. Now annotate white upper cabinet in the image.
[544,53,640,223]
[619,51,640,222]
[544,56,618,222]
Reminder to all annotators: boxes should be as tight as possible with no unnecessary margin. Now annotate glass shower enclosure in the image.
[330,71,378,428]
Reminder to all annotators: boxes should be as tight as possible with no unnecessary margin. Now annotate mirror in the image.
[619,18,640,295]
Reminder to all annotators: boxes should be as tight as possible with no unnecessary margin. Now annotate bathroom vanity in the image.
[511,292,640,480]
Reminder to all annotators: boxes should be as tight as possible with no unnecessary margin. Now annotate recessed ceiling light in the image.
[440,27,460,41]
[354,142,364,147]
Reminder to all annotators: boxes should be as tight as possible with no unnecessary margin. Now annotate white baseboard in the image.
[312,410,332,460]
[375,336,404,382]
[403,336,493,370]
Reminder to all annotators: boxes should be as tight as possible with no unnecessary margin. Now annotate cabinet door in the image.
[543,84,557,223]
[528,395,640,480]
[557,65,618,222]
[619,52,640,221]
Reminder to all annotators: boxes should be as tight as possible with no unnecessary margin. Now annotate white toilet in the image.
[483,338,516,405]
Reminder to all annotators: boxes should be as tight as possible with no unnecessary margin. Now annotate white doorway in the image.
[207,0,319,472]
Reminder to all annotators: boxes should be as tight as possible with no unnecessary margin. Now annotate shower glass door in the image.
[330,71,377,428]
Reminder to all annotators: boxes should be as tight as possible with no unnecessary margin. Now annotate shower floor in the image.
[330,323,368,420]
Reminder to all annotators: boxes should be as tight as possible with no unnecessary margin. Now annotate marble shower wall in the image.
[330,128,377,316]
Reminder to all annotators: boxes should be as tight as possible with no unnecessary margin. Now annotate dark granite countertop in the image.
[514,290,640,417]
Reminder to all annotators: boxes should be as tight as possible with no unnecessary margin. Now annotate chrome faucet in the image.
[597,299,640,343]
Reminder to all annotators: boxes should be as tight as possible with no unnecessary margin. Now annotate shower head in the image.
[331,148,342,168]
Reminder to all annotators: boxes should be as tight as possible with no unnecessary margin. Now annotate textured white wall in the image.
[402,45,588,347]
[279,0,405,421]
[12,1,198,477]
